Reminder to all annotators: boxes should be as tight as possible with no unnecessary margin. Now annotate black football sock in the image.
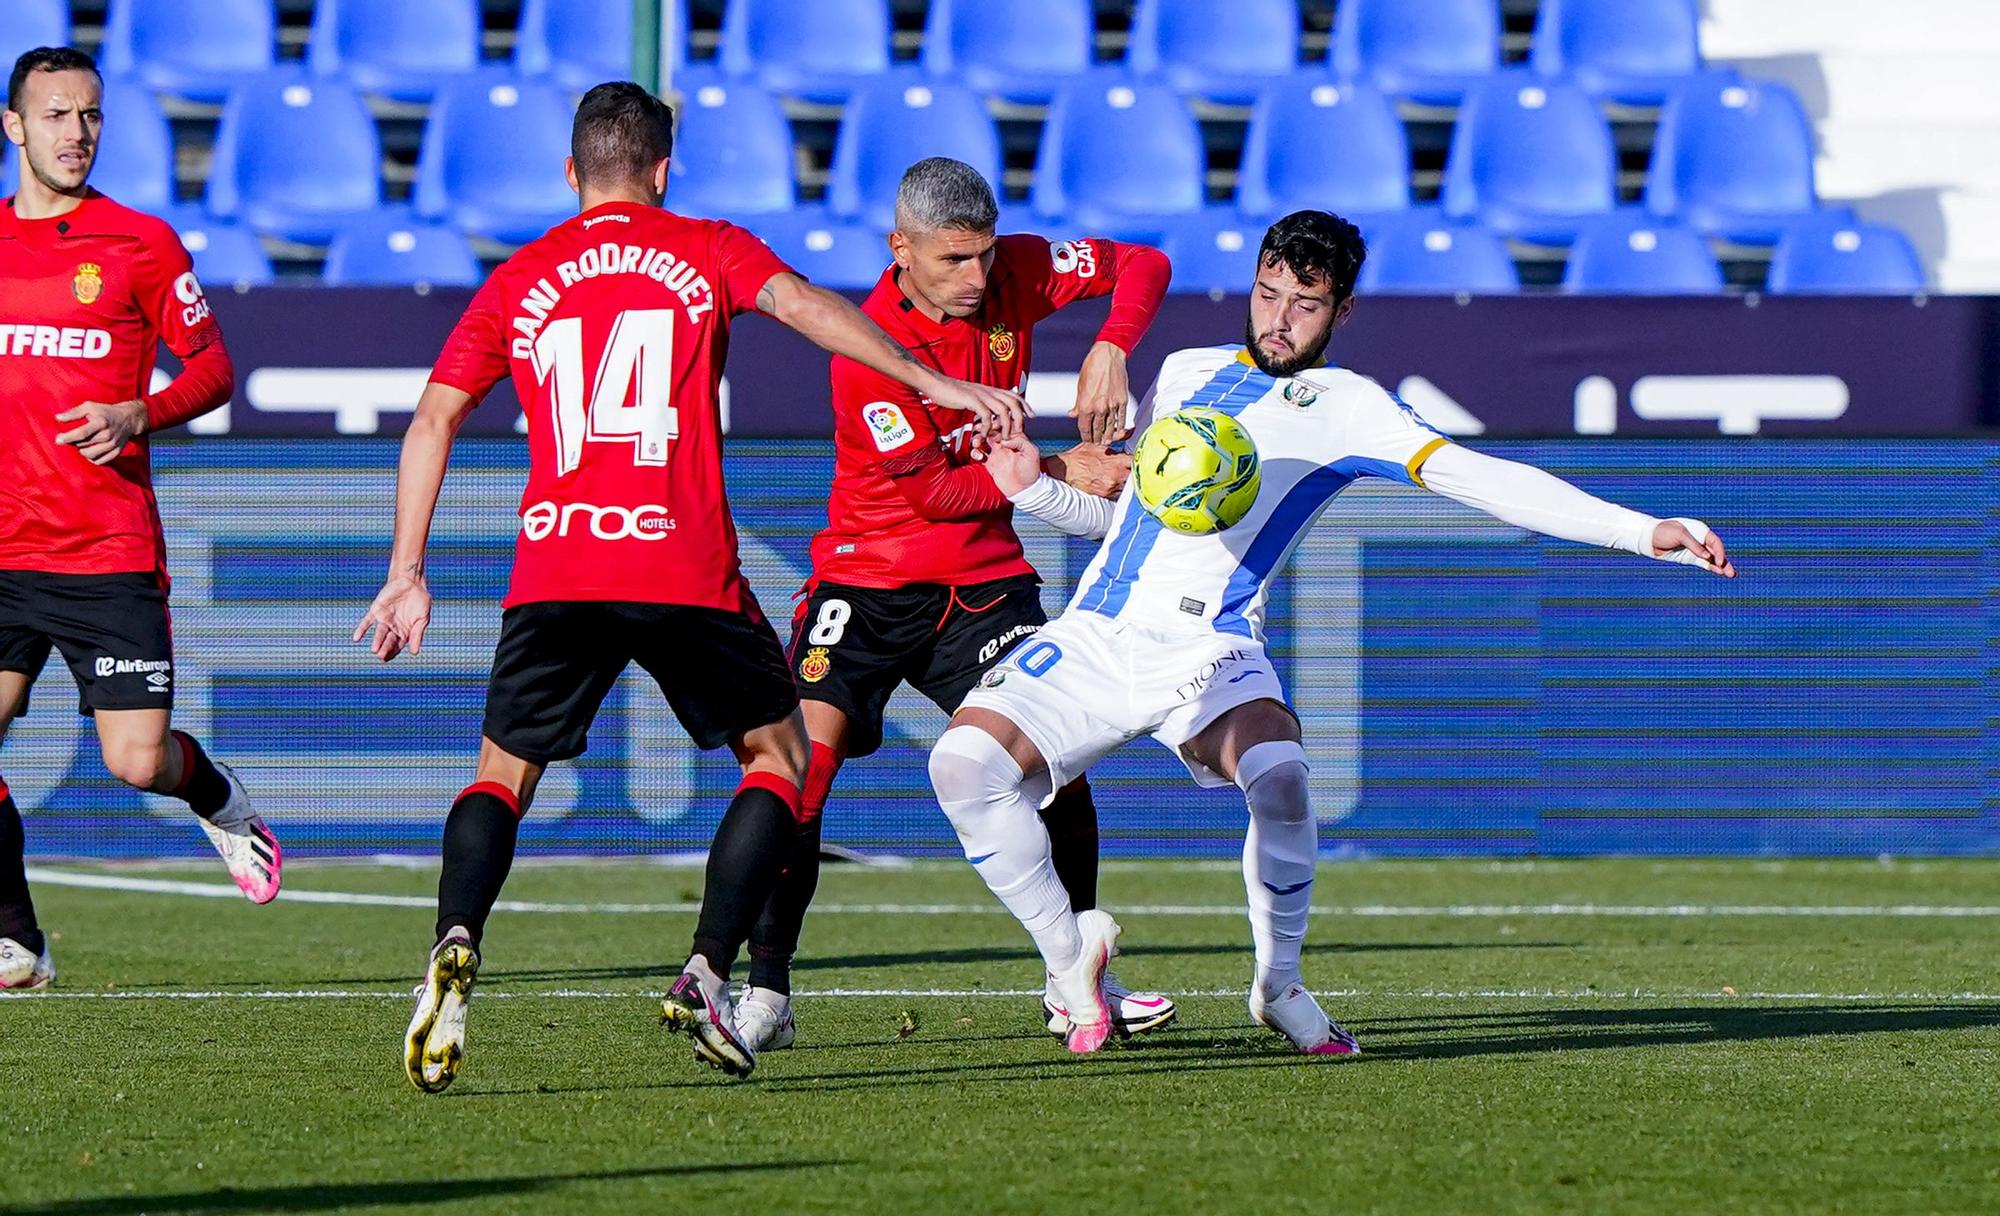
[691,774,803,979]
[435,783,522,949]
[167,731,231,820]
[0,782,42,956]
[748,743,837,995]
[1041,778,1100,914]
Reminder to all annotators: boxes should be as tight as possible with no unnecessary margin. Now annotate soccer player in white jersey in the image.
[941,210,1737,1055]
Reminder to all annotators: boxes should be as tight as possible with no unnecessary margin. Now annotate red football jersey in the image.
[430,202,793,611]
[0,192,226,576]
[811,235,1146,589]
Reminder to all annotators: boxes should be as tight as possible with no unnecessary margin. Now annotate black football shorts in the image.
[0,570,176,715]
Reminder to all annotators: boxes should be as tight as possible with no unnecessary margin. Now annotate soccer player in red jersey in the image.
[0,48,281,990]
[354,86,1026,1090]
[734,158,1177,1051]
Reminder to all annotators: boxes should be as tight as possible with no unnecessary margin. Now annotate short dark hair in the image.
[1257,210,1367,303]
[570,82,676,190]
[9,47,100,114]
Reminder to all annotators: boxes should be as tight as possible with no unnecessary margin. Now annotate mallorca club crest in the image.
[72,262,103,305]
[987,322,1017,362]
[799,647,832,683]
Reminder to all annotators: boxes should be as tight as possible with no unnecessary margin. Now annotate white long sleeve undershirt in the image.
[1418,443,1659,555]
[1007,473,1117,540]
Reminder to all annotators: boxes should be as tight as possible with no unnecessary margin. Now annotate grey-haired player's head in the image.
[4,47,103,199]
[565,81,676,207]
[1244,210,1367,379]
[890,157,1001,320]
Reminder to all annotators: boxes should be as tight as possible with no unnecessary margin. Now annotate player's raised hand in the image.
[54,398,148,465]
[1072,341,1132,445]
[1045,443,1131,499]
[353,573,434,661]
[1650,518,1736,578]
[929,377,1029,439]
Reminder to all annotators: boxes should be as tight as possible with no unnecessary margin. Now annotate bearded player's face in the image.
[6,69,102,196]
[893,226,999,319]
[1243,257,1351,378]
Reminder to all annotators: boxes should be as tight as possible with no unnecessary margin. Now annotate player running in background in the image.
[0,48,280,991]
[355,85,1025,1089]
[733,158,1178,1052]
[950,210,1736,1054]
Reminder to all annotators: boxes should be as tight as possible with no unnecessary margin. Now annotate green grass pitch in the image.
[3,858,1997,1215]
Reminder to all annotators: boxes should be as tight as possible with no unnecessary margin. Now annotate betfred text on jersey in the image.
[508,243,717,358]
[520,500,677,542]
[0,325,112,359]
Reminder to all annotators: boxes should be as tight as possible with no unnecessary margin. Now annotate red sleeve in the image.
[133,231,234,429]
[1000,234,1171,353]
[428,270,513,402]
[712,221,798,316]
[834,359,1010,521]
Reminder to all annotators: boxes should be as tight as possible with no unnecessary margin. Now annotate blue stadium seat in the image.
[172,218,275,287]
[1563,212,1721,294]
[827,74,1001,232]
[1532,0,1701,107]
[1442,72,1615,244]
[309,0,480,102]
[100,0,275,103]
[516,0,648,93]
[749,209,889,291]
[206,72,382,243]
[1645,74,1819,244]
[0,0,70,82]
[1765,216,1925,295]
[719,0,891,104]
[1332,0,1500,106]
[666,72,795,217]
[1032,77,1204,237]
[88,77,176,217]
[324,212,484,287]
[414,73,576,244]
[1237,78,1409,223]
[1128,0,1300,106]
[921,0,1091,105]
[1160,211,1265,295]
[1359,220,1518,294]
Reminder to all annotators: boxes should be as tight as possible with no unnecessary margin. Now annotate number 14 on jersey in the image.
[532,309,681,477]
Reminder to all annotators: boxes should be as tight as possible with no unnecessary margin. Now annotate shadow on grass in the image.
[1,1161,842,1215]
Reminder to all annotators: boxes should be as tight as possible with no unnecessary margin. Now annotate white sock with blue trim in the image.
[1237,740,1316,999]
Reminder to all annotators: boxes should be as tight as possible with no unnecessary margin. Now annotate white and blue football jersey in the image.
[1068,345,1451,642]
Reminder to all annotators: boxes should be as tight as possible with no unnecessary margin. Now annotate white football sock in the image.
[1237,740,1317,999]
[930,725,1080,974]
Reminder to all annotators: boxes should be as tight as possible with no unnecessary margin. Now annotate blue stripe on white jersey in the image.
[1074,359,1272,617]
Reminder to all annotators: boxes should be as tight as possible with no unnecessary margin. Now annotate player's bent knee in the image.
[929,725,1053,823]
[102,738,172,790]
[1236,739,1311,825]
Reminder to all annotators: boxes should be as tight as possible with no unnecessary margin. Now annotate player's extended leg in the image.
[405,740,543,1093]
[931,707,1121,1054]
[661,708,810,1078]
[1183,700,1358,1056]
[0,671,53,990]
[94,709,279,904]
[740,701,846,1051]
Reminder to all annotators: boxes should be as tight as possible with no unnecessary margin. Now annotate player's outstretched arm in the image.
[754,272,1027,438]
[353,382,478,660]
[982,434,1119,540]
[1419,443,1736,578]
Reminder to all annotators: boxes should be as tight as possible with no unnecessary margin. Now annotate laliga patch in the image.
[799,647,832,683]
[72,262,103,305]
[862,402,916,451]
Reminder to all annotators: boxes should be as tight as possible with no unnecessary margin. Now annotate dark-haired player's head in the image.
[889,157,1000,319]
[564,81,676,207]
[1243,210,1367,378]
[4,47,103,199]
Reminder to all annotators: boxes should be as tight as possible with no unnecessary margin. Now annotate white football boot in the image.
[1042,969,1177,1039]
[404,928,479,1092]
[1249,981,1361,1056]
[734,985,797,1052]
[1045,909,1121,1053]
[194,763,281,904]
[0,936,54,990]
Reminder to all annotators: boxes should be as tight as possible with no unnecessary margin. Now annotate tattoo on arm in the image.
[757,280,778,314]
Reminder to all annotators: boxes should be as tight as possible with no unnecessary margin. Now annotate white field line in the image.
[7,987,2000,1003]
[25,867,2000,919]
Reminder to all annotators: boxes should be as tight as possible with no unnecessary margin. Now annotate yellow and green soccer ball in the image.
[1132,406,1262,535]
